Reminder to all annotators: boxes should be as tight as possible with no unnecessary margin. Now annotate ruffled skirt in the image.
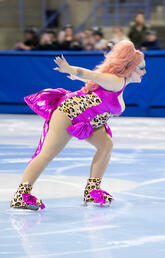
[24,88,112,163]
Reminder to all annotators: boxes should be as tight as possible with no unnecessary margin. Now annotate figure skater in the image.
[10,40,146,210]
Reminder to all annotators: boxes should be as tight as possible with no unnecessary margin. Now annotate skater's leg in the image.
[10,109,72,209]
[21,109,73,185]
[83,125,113,204]
[86,125,113,178]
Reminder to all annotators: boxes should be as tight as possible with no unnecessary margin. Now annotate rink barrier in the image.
[0,50,165,117]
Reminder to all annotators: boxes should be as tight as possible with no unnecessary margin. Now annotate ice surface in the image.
[0,115,165,258]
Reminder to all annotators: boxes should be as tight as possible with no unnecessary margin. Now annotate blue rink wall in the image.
[0,50,165,117]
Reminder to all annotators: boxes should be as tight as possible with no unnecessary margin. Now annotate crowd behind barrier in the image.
[0,50,164,117]
[14,13,162,52]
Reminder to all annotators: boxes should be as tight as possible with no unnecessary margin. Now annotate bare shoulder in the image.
[93,72,125,92]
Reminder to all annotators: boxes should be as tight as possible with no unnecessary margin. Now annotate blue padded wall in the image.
[0,50,164,117]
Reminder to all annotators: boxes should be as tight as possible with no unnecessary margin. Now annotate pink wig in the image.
[81,40,144,93]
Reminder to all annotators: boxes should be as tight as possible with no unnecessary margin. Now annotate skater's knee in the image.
[98,137,113,152]
[106,138,113,151]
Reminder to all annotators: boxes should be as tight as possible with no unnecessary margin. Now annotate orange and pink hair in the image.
[81,40,144,93]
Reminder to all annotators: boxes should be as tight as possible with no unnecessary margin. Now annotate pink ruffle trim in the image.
[66,121,94,140]
[90,189,114,204]
[22,193,45,210]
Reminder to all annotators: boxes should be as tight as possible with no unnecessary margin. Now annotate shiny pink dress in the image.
[24,80,126,163]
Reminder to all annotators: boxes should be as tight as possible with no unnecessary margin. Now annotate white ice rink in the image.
[0,114,165,258]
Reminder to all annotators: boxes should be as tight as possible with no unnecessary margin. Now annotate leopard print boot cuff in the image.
[84,177,102,203]
[83,177,113,205]
[10,182,33,209]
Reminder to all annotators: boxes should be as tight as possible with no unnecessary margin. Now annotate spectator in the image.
[45,29,58,44]
[64,24,75,41]
[140,30,162,50]
[14,27,39,50]
[62,24,77,50]
[84,43,95,51]
[69,41,83,51]
[92,28,108,50]
[36,29,59,50]
[58,24,83,50]
[57,30,66,46]
[75,28,95,50]
[110,26,129,45]
[128,13,148,48]
[84,28,93,38]
[75,31,87,46]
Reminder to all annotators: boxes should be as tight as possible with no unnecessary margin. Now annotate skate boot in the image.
[10,182,45,210]
[83,177,114,206]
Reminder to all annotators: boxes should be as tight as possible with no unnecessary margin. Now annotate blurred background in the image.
[0,0,165,117]
[1,3,165,257]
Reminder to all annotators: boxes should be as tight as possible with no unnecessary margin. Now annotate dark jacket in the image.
[35,42,60,51]
[140,39,162,50]
[128,24,148,48]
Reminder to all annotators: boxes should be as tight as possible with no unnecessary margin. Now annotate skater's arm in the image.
[68,66,124,92]
[67,74,88,82]
[54,55,124,92]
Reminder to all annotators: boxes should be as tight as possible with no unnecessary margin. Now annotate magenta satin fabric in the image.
[24,88,72,121]
[22,193,45,209]
[90,189,114,204]
[24,81,125,163]
[24,88,72,163]
[66,121,94,140]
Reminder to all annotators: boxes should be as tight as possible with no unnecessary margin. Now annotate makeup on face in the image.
[137,65,146,71]
[137,61,146,72]
[136,64,146,76]
[129,62,146,83]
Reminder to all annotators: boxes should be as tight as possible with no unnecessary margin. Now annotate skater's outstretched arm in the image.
[66,74,88,82]
[54,55,124,92]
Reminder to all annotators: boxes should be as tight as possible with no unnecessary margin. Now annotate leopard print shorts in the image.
[57,92,113,128]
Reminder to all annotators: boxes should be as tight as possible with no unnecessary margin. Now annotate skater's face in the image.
[129,60,146,83]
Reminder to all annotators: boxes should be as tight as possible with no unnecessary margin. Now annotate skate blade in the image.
[12,205,39,211]
[82,202,111,208]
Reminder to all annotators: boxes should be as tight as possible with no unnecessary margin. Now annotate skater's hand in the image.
[53,55,71,74]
